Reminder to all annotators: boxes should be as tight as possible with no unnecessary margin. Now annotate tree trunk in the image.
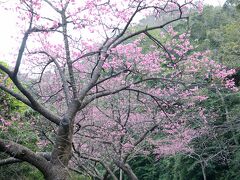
[200,162,207,180]
[49,100,81,179]
[119,169,123,180]
[114,160,138,180]
[42,165,69,180]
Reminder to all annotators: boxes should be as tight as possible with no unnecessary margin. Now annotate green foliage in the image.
[128,155,204,180]
[218,22,240,67]
[0,61,43,180]
[0,61,28,115]
[0,162,44,180]
[189,5,240,68]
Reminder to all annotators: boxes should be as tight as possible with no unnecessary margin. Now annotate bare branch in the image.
[112,16,188,48]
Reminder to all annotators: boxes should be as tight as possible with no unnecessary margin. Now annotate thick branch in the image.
[61,12,78,99]
[0,84,32,107]
[0,139,51,176]
[0,152,51,166]
[0,157,21,166]
[13,30,30,77]
[13,3,35,77]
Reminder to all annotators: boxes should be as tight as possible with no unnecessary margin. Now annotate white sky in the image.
[204,0,226,6]
[0,0,226,65]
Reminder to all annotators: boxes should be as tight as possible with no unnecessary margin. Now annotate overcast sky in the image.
[0,0,226,64]
[205,0,226,6]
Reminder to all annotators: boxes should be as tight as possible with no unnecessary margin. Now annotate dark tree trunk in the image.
[44,166,69,180]
[49,100,81,179]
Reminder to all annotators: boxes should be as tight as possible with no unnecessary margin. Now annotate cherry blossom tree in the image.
[0,0,237,179]
[70,36,237,179]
